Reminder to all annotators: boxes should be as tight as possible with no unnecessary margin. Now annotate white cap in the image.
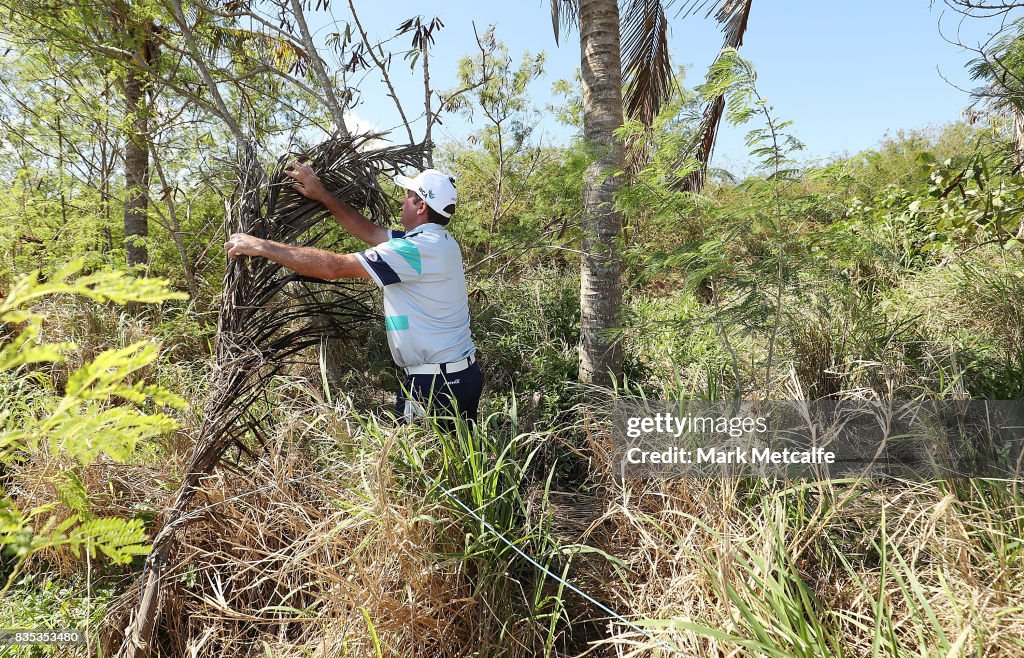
[394,169,458,218]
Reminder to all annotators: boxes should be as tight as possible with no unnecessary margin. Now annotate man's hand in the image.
[284,160,387,247]
[223,233,369,280]
[284,160,328,202]
[224,233,265,260]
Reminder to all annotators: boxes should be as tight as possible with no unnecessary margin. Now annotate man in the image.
[224,161,482,426]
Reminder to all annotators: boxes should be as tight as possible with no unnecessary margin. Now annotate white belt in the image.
[404,354,475,376]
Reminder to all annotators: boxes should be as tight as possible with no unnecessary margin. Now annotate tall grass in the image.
[5,277,1024,657]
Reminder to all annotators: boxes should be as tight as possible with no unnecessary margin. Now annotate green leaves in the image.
[1,261,186,321]
[0,262,184,578]
[843,151,1024,259]
[0,503,149,566]
[967,16,1024,115]
[2,261,187,464]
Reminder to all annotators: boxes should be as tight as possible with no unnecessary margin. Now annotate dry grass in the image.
[576,452,1024,656]
[106,395,1024,656]
[9,377,1024,657]
[7,454,174,579]
[98,396,582,657]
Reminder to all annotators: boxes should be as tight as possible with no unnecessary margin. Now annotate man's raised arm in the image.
[284,161,389,246]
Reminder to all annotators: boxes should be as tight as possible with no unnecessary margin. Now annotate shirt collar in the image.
[405,223,447,238]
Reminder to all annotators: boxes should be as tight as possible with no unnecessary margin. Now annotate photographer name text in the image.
[624,446,836,465]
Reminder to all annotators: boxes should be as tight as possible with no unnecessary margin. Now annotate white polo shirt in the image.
[354,223,476,368]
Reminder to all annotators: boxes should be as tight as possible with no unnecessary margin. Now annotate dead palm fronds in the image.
[119,420,477,658]
[675,0,754,192]
[113,136,426,658]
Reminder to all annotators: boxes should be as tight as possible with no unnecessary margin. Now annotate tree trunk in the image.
[422,38,434,167]
[101,73,114,254]
[123,63,150,267]
[151,148,200,300]
[577,0,624,385]
[1014,107,1024,171]
[100,124,113,254]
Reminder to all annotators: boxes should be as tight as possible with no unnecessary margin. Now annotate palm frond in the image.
[115,136,427,658]
[678,0,752,47]
[677,94,725,189]
[966,19,1024,114]
[620,0,674,176]
[550,0,579,46]
[673,0,753,192]
[622,0,673,129]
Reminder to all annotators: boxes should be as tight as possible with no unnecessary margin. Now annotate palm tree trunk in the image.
[123,63,150,267]
[577,0,624,385]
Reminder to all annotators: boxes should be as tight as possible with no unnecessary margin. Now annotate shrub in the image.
[1,262,186,595]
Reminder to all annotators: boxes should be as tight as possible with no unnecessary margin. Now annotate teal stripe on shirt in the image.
[385,315,409,331]
[388,238,422,274]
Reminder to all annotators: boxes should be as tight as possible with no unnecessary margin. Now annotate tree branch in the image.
[287,0,351,137]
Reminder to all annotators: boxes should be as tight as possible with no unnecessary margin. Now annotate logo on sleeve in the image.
[365,250,380,262]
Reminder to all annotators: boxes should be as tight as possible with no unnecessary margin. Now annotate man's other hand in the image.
[224,233,264,260]
[285,160,328,201]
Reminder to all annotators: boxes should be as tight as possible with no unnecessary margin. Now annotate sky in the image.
[308,1,1002,173]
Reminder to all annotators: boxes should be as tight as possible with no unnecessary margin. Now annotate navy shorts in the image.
[395,361,483,428]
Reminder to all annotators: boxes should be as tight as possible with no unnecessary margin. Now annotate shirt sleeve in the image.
[354,236,423,287]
